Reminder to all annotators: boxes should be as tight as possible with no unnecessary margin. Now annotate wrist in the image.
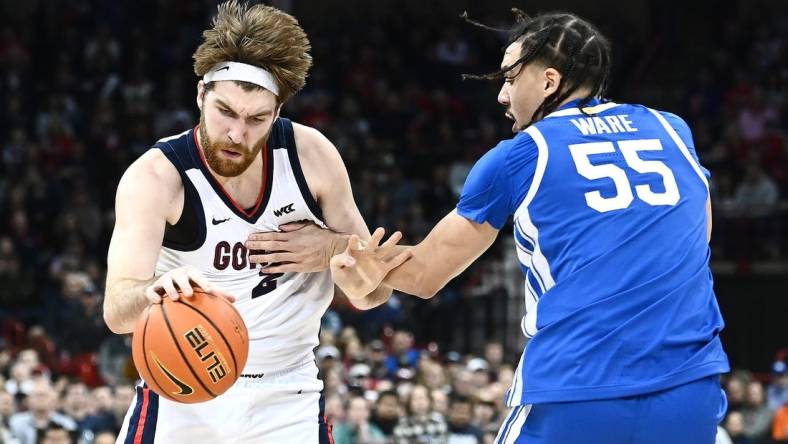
[330,233,350,257]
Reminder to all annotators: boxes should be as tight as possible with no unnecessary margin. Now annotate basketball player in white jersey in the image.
[102,2,409,443]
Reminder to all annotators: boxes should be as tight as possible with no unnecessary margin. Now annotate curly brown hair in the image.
[193,0,312,103]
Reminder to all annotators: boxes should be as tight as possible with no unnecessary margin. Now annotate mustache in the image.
[210,141,250,153]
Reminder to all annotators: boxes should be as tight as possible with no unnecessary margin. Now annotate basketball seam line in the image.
[160,301,218,398]
[141,305,169,401]
[178,297,240,373]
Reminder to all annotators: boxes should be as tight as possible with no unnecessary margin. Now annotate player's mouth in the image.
[221,149,242,159]
[505,112,518,132]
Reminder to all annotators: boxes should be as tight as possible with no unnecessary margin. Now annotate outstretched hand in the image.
[330,228,412,300]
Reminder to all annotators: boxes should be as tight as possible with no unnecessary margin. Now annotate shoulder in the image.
[116,148,182,205]
[292,122,340,164]
[291,121,347,195]
[655,109,690,130]
[472,131,537,177]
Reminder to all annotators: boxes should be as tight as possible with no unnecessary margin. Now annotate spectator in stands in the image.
[369,390,401,438]
[741,381,774,441]
[728,376,749,411]
[0,389,18,443]
[81,386,118,433]
[768,358,788,410]
[61,381,92,433]
[37,422,75,444]
[386,328,420,378]
[9,379,76,444]
[93,430,118,444]
[5,362,34,397]
[366,340,389,380]
[725,411,752,444]
[110,386,135,432]
[772,404,788,441]
[732,161,780,258]
[332,395,385,444]
[483,342,504,377]
[324,393,346,427]
[394,384,448,443]
[431,389,450,417]
[446,395,483,444]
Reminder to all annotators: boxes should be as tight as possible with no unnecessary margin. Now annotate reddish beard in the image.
[198,114,268,177]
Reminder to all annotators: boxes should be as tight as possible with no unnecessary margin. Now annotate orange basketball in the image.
[131,289,249,403]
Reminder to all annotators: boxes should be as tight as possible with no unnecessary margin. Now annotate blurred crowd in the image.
[0,0,786,443]
[0,327,786,444]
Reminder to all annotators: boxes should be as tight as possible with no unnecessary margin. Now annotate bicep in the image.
[297,125,371,238]
[106,163,174,283]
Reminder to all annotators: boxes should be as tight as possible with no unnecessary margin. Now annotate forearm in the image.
[103,277,156,334]
[381,245,442,298]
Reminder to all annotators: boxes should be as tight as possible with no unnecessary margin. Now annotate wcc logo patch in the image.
[273,203,295,217]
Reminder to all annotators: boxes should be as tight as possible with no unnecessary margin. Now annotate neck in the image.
[557,88,595,109]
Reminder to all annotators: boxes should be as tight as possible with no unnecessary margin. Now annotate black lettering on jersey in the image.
[231,243,246,270]
[273,203,295,217]
[214,241,232,270]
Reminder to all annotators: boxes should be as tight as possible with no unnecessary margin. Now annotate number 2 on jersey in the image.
[569,138,680,213]
[251,272,284,299]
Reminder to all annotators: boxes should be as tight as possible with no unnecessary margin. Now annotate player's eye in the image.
[504,77,515,84]
[219,108,233,116]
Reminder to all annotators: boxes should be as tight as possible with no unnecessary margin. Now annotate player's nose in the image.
[226,121,246,145]
[498,84,510,106]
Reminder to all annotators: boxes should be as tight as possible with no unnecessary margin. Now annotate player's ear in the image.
[543,68,562,97]
[197,81,206,111]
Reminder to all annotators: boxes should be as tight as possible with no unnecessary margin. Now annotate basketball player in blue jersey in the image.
[101,2,408,443]
[258,10,731,444]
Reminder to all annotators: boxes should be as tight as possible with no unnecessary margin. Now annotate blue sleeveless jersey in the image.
[457,98,729,405]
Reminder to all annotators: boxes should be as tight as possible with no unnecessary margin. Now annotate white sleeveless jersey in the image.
[152,118,333,372]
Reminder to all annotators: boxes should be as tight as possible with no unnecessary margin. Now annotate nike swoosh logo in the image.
[153,354,193,396]
[216,66,230,72]
[212,217,230,225]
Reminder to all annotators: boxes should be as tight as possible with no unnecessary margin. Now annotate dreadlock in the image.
[463,9,612,125]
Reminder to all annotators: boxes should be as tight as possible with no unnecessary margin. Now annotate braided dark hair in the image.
[463,9,612,124]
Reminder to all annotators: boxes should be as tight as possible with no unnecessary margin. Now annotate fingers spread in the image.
[378,231,403,256]
[369,227,385,249]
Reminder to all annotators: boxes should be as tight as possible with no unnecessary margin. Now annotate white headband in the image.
[203,62,280,96]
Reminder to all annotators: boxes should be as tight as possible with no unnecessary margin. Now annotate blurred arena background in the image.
[0,0,785,443]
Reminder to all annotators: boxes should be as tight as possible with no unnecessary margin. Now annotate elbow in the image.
[103,305,131,335]
[411,274,440,299]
